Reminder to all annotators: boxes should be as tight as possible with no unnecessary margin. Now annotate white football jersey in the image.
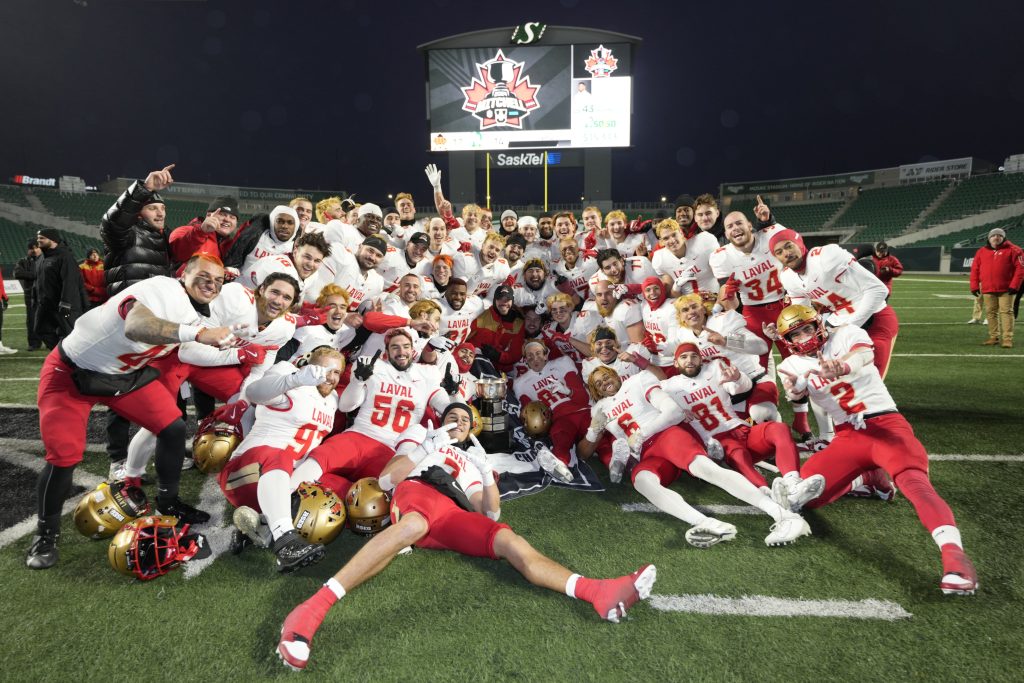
[449,226,489,252]
[288,324,358,362]
[61,276,199,374]
[438,296,485,344]
[777,325,895,426]
[397,433,484,500]
[553,257,598,301]
[234,362,339,460]
[246,253,302,295]
[580,299,643,347]
[779,244,889,327]
[327,248,385,312]
[320,220,364,254]
[670,310,765,378]
[588,256,658,290]
[376,246,431,286]
[709,225,787,305]
[540,312,599,365]
[594,371,665,441]
[348,362,447,447]
[239,231,295,277]
[652,232,719,294]
[465,256,511,302]
[662,362,747,441]
[512,356,589,416]
[641,299,681,365]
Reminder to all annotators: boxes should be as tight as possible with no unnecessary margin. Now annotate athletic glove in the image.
[441,363,461,395]
[291,363,329,387]
[211,399,250,426]
[353,349,382,382]
[236,343,271,366]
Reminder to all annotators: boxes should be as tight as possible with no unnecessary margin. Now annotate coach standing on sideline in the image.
[100,164,178,479]
[33,228,87,350]
[14,240,43,350]
[970,227,1024,348]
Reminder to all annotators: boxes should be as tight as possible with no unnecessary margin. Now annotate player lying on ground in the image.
[277,403,657,671]
[770,305,978,596]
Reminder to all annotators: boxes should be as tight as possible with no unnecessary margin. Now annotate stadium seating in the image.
[28,188,208,230]
[0,185,31,207]
[833,181,949,243]
[918,172,1024,229]
[772,201,845,232]
[0,216,104,263]
[901,214,1024,249]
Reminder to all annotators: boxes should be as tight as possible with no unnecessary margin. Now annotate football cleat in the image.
[272,530,325,574]
[535,447,574,484]
[765,513,811,546]
[609,439,631,484]
[156,497,211,525]
[233,506,272,548]
[25,530,60,570]
[776,474,825,512]
[685,518,737,549]
[277,603,318,671]
[228,529,250,556]
[705,438,725,462]
[847,468,898,501]
[590,564,657,623]
[940,545,978,596]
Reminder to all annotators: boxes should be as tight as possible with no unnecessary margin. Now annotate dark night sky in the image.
[1,0,1021,205]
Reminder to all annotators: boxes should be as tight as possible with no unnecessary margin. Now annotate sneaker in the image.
[25,530,60,569]
[233,505,272,549]
[108,459,127,481]
[685,518,737,548]
[785,474,825,511]
[229,529,250,555]
[0,344,17,355]
[590,564,657,623]
[706,438,725,462]
[535,447,574,484]
[181,456,195,471]
[609,440,631,484]
[965,318,981,325]
[272,530,325,574]
[765,513,811,546]
[940,545,978,596]
[278,603,318,671]
[157,497,211,525]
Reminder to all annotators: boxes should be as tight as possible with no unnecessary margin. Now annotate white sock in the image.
[690,455,785,521]
[325,577,347,600]
[565,574,581,599]
[932,525,963,550]
[257,469,294,540]
[810,401,834,440]
[290,458,324,489]
[633,470,707,525]
[792,403,808,414]
[749,402,780,424]
[124,428,157,477]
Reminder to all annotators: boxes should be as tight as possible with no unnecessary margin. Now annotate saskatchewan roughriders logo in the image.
[461,50,541,130]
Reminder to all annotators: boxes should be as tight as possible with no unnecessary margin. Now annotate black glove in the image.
[478,345,501,364]
[1,299,7,311]
[353,349,381,382]
[1009,288,1019,295]
[441,363,460,395]
[971,290,980,298]
[554,274,568,286]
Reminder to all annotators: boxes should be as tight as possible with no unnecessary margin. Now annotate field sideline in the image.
[0,276,1022,682]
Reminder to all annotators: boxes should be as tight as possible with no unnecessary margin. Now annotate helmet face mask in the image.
[345,478,391,536]
[108,515,207,580]
[776,304,828,355]
[292,483,347,545]
[74,481,151,539]
[192,419,242,474]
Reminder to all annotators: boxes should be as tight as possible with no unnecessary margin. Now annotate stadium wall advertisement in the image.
[899,157,973,182]
[720,170,876,196]
[949,248,978,272]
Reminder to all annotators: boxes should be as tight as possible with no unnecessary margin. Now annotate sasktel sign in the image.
[484,150,582,168]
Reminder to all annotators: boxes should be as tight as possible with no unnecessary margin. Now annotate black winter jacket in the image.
[101,180,171,296]
[35,244,88,337]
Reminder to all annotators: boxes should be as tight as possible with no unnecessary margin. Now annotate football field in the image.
[0,276,1021,681]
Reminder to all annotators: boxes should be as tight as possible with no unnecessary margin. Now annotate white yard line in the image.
[182,476,230,580]
[891,353,1024,358]
[622,502,764,516]
[648,594,912,621]
[0,444,105,550]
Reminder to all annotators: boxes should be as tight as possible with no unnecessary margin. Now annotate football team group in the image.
[23,163,978,671]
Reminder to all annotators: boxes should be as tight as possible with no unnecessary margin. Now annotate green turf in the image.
[1,276,1022,681]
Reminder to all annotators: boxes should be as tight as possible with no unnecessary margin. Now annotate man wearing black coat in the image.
[33,228,87,349]
[13,240,43,350]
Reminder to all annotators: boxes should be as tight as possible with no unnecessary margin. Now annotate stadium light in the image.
[660,195,667,203]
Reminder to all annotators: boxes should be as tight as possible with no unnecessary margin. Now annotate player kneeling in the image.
[219,347,344,573]
[277,403,656,671]
[772,305,977,596]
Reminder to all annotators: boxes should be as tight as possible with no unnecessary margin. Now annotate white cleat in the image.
[765,513,812,546]
[609,439,631,484]
[685,518,738,549]
[706,438,725,462]
[788,474,825,511]
[233,505,273,548]
[535,447,574,484]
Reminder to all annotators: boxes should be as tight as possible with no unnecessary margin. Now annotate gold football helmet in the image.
[776,304,828,355]
[522,400,553,437]
[74,481,151,539]
[292,482,347,545]
[108,515,208,580]
[469,404,483,437]
[192,418,243,474]
[345,478,391,536]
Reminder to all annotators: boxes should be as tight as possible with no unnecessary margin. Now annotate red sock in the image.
[295,586,339,638]
[791,412,811,435]
[573,576,600,603]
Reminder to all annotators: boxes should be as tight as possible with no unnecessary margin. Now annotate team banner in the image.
[899,157,972,182]
[721,171,875,196]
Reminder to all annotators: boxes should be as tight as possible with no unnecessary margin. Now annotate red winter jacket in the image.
[970,239,1024,293]
[870,254,904,292]
[169,218,245,267]
[79,260,108,304]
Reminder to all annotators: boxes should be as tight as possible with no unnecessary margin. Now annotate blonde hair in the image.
[545,292,573,310]
[582,206,603,222]
[604,210,627,225]
[587,366,620,402]
[462,203,481,219]
[310,346,345,372]
[409,299,442,319]
[289,196,313,209]
[315,196,342,223]
[674,292,713,322]
[483,232,507,247]
[394,192,413,205]
[656,218,682,238]
[316,283,350,309]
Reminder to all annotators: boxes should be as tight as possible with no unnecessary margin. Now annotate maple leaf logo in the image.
[461,50,541,130]
[584,45,618,78]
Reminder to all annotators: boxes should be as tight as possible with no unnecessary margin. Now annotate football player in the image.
[289,328,452,498]
[639,277,680,370]
[579,280,646,347]
[552,238,598,301]
[652,218,719,296]
[277,403,657,671]
[326,234,388,312]
[27,255,238,569]
[246,231,332,305]
[579,365,810,548]
[580,325,657,385]
[540,292,598,366]
[771,305,977,596]
[437,278,485,344]
[587,248,657,291]
[221,347,345,572]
